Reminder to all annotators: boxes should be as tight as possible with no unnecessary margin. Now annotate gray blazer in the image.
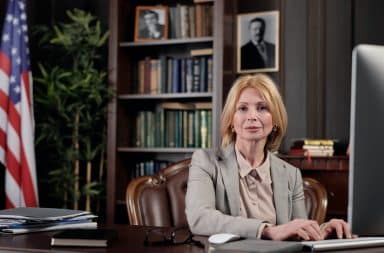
[185,143,307,238]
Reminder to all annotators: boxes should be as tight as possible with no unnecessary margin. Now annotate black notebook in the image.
[51,229,118,247]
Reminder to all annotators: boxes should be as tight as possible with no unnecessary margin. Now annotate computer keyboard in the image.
[301,237,384,251]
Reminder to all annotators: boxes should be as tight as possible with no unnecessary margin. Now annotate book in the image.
[51,229,118,247]
[190,48,213,56]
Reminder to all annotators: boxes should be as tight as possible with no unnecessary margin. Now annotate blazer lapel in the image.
[270,154,289,224]
[217,144,240,216]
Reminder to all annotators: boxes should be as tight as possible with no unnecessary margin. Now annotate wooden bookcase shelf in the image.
[118,92,213,99]
[117,147,199,153]
[120,36,213,47]
[107,0,225,224]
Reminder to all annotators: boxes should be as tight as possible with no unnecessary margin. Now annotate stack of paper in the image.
[0,207,97,234]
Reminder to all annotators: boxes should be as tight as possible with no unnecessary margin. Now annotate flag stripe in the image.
[0,51,11,75]
[20,146,37,205]
[1,0,38,208]
[5,169,25,207]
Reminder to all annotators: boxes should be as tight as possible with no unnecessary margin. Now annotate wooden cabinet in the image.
[280,155,349,221]
[107,0,226,224]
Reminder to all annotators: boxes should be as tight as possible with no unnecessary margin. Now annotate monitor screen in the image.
[348,44,384,236]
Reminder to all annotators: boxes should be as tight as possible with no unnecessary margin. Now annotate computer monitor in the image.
[348,44,384,236]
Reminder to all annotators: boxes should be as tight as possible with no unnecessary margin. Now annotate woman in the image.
[185,74,351,240]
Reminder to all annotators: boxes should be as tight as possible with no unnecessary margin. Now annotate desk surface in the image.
[0,225,384,253]
[0,225,205,253]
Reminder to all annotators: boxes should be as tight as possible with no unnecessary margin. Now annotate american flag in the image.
[0,0,39,208]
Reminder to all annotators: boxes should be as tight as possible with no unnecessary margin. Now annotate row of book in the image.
[169,4,213,39]
[131,160,171,178]
[134,55,213,94]
[134,102,212,148]
[289,139,335,157]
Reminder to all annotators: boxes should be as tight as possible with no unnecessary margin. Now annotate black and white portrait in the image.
[135,6,168,42]
[237,11,279,73]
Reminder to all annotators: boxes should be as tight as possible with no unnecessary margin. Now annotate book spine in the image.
[207,56,213,92]
[189,6,196,38]
[207,110,212,148]
[192,57,200,92]
[180,58,186,93]
[167,58,173,93]
[159,56,167,94]
[172,58,180,93]
[199,56,207,92]
[188,110,195,147]
[186,57,193,92]
[200,110,207,148]
[144,57,151,94]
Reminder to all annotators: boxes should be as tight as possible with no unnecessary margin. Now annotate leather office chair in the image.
[126,159,328,227]
[302,177,328,224]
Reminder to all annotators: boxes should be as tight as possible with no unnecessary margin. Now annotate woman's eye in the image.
[257,105,269,111]
[237,106,247,112]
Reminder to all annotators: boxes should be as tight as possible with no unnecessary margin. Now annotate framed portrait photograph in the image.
[237,11,279,73]
[134,6,168,42]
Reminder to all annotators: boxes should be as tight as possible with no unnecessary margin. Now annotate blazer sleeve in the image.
[185,149,264,238]
[290,166,308,220]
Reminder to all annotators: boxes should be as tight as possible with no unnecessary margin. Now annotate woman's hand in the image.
[321,219,353,239]
[262,219,323,241]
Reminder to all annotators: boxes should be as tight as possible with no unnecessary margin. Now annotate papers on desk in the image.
[0,207,97,234]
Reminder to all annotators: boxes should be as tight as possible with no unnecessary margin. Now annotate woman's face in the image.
[232,87,273,146]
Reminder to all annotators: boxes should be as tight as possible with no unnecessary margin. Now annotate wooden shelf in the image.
[119,37,213,47]
[117,147,199,153]
[118,92,213,100]
[279,155,349,171]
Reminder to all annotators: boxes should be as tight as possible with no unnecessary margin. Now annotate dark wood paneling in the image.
[281,0,307,151]
[324,0,352,141]
[353,0,384,45]
[306,0,326,138]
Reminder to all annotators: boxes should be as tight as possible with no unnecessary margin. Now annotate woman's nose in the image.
[247,109,258,121]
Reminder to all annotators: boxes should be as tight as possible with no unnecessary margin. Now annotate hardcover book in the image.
[51,229,118,247]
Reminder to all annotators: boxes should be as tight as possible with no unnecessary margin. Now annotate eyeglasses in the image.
[144,227,205,249]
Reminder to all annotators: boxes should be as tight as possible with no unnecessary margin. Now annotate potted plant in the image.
[33,9,113,212]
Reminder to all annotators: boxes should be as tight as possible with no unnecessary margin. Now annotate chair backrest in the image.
[126,159,190,227]
[126,159,328,227]
[302,177,328,224]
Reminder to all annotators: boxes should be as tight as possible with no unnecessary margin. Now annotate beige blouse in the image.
[235,147,276,237]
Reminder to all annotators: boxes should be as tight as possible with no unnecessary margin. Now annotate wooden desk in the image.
[0,225,384,253]
[0,225,206,253]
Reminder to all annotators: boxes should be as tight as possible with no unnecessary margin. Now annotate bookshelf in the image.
[107,0,225,223]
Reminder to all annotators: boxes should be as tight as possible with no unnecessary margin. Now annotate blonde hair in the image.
[220,74,287,151]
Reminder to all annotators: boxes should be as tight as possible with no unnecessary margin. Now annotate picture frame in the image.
[237,11,279,73]
[134,6,168,42]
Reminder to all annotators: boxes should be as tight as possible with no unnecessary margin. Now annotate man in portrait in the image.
[138,9,165,40]
[241,17,275,70]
